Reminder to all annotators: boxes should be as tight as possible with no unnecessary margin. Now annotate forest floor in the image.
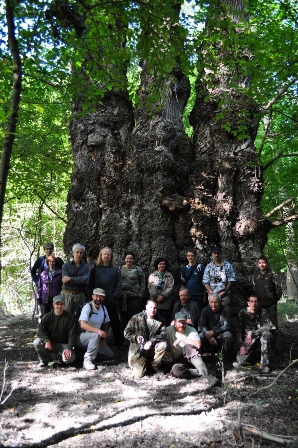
[0,307,298,448]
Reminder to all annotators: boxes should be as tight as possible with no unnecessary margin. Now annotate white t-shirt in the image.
[166,325,200,360]
[79,302,110,330]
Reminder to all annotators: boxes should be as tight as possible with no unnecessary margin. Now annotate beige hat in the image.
[93,288,106,296]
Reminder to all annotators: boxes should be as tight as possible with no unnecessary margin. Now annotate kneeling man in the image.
[124,299,167,378]
[77,288,114,370]
[166,312,219,387]
[234,295,275,373]
[33,295,76,367]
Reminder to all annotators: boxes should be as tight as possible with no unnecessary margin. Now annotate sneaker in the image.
[83,358,95,370]
[260,365,270,374]
[233,361,243,370]
[37,361,48,368]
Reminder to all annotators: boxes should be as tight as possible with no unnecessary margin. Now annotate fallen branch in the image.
[0,360,15,405]
[249,358,298,397]
[241,423,295,445]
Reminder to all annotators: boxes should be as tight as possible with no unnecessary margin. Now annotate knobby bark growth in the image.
[64,0,270,304]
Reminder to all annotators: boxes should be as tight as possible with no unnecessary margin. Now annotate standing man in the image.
[62,243,89,314]
[77,288,114,371]
[88,247,124,347]
[172,288,201,331]
[124,299,167,378]
[253,256,280,349]
[33,295,76,367]
[203,245,236,306]
[31,242,64,286]
[166,312,219,387]
[234,295,275,373]
[199,293,234,363]
[181,248,206,314]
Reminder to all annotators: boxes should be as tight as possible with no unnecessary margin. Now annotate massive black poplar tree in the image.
[63,0,272,304]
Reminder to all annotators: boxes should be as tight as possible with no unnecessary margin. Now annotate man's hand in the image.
[186,318,193,325]
[219,291,225,298]
[246,334,252,346]
[205,330,214,339]
[144,341,152,350]
[208,336,217,346]
[62,276,70,284]
[45,341,52,351]
[98,330,106,338]
[240,345,248,355]
[63,349,72,360]
[137,335,144,344]
[156,295,164,302]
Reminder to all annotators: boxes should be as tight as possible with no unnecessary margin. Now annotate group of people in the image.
[32,242,280,384]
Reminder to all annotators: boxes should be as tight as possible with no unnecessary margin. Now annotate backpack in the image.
[73,301,108,334]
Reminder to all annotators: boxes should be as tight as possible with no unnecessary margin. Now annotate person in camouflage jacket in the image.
[124,299,167,378]
[234,294,275,373]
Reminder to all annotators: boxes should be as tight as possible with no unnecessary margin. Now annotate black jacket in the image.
[253,268,278,307]
[172,300,201,331]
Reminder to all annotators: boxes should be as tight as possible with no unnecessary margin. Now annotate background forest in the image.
[1,0,298,314]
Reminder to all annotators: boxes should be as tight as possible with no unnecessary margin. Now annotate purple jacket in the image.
[37,269,62,304]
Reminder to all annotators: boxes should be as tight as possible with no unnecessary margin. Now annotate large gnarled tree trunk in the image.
[64,0,268,305]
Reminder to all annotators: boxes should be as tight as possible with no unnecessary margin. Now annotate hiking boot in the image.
[260,365,270,374]
[83,358,96,370]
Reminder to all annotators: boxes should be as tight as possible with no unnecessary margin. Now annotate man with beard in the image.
[172,288,200,331]
[124,299,167,378]
[33,295,76,367]
[77,288,114,370]
[203,245,236,306]
[166,312,219,387]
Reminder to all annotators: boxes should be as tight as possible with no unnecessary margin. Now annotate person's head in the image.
[174,311,187,333]
[47,255,57,269]
[153,257,168,272]
[146,299,158,318]
[211,245,222,263]
[44,242,54,256]
[257,256,268,272]
[186,248,197,266]
[124,251,135,268]
[53,295,65,315]
[208,293,221,312]
[97,247,113,266]
[179,288,190,304]
[72,243,85,263]
[92,288,106,307]
[247,295,259,314]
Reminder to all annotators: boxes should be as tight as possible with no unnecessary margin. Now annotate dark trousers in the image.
[105,305,124,345]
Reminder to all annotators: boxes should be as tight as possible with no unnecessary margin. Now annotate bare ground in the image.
[0,310,298,448]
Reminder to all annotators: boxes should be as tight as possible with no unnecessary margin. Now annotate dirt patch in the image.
[0,311,298,448]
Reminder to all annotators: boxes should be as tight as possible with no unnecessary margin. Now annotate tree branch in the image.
[264,197,294,218]
[262,153,298,171]
[264,77,298,111]
[249,359,298,396]
[270,215,298,227]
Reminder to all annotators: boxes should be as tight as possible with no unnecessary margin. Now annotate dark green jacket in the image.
[37,310,77,350]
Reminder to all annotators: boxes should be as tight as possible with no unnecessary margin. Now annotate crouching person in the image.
[77,288,114,371]
[166,312,219,387]
[33,295,76,367]
[234,295,275,373]
[124,299,167,378]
